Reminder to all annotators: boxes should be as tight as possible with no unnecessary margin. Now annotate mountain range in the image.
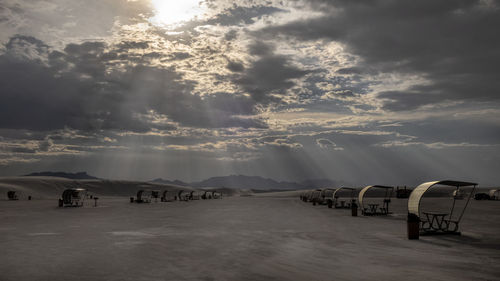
[22,171,344,190]
[152,174,344,190]
[24,171,99,180]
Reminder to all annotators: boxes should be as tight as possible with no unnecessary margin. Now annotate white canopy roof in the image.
[489,189,499,197]
[333,187,355,198]
[408,180,477,216]
[358,185,393,210]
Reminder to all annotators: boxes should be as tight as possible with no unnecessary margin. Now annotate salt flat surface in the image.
[0,197,499,281]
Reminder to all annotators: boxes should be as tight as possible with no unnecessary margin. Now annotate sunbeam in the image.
[149,0,206,28]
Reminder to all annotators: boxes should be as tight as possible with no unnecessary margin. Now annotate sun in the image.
[150,0,206,28]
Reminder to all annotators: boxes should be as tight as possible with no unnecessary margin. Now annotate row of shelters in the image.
[299,180,498,239]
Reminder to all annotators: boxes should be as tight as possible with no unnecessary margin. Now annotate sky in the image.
[0,0,499,186]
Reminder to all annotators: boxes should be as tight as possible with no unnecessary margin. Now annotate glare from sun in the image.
[150,0,205,27]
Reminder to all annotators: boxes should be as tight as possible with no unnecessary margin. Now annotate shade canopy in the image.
[62,188,86,204]
[489,189,499,198]
[333,187,356,198]
[322,188,337,197]
[358,185,393,210]
[408,180,477,216]
[62,188,86,195]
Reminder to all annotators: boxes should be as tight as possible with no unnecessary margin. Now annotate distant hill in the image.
[23,171,99,180]
[191,175,300,190]
[151,175,342,190]
[300,179,342,188]
[151,178,189,186]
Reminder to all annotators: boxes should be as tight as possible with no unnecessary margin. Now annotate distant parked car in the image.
[474,193,490,200]
[396,186,412,198]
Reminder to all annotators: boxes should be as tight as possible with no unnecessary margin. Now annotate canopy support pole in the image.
[449,186,459,219]
[457,184,476,223]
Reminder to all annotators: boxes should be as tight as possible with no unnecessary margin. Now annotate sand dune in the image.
[0,177,195,199]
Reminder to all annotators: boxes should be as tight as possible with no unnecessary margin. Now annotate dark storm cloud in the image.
[5,35,49,56]
[207,5,285,26]
[0,35,265,132]
[176,4,285,32]
[226,60,244,72]
[1,0,499,185]
[377,116,500,145]
[232,41,309,103]
[260,0,500,110]
[224,29,238,41]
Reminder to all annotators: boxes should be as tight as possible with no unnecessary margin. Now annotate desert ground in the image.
[1,186,499,281]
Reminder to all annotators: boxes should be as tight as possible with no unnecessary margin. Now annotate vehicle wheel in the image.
[313,201,316,206]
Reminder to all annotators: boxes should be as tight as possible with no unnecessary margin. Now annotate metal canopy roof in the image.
[65,188,86,191]
[358,185,394,210]
[431,180,477,187]
[332,187,355,198]
[408,180,477,216]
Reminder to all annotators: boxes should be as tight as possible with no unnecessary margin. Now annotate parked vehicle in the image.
[474,193,490,200]
[396,186,412,198]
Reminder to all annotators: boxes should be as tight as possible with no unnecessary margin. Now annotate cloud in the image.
[0,35,266,132]
[315,138,343,150]
[259,0,500,110]
[374,140,498,149]
[0,1,499,185]
[174,4,285,32]
[206,5,285,26]
[232,41,309,103]
[0,0,152,45]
